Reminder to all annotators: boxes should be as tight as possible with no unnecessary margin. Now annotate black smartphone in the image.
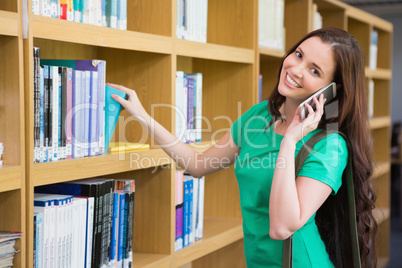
[298,82,337,120]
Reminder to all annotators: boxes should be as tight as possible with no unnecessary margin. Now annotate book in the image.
[105,84,127,152]
[370,29,378,70]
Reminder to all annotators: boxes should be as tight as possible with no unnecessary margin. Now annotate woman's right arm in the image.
[109,83,240,178]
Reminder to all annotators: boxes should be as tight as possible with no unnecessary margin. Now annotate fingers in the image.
[107,83,134,96]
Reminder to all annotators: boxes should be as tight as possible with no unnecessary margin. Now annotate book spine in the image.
[186,76,194,143]
[34,47,40,163]
[39,66,45,163]
[89,71,99,156]
[117,193,125,267]
[61,67,68,160]
[73,0,81,22]
[183,178,189,247]
[124,191,134,267]
[34,214,37,268]
[52,66,59,161]
[57,68,62,160]
[66,68,73,159]
[85,197,95,268]
[43,65,50,162]
[110,192,119,267]
[175,205,183,251]
[196,176,205,240]
[97,61,106,155]
[48,66,54,161]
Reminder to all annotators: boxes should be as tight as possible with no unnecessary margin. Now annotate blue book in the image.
[110,192,119,266]
[117,192,125,267]
[104,85,126,152]
[183,178,190,247]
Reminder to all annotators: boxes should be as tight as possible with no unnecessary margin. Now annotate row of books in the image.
[175,71,203,143]
[176,0,208,43]
[33,178,135,268]
[258,0,285,52]
[32,0,128,30]
[175,171,205,251]
[0,143,3,166]
[33,48,125,163]
[0,231,22,268]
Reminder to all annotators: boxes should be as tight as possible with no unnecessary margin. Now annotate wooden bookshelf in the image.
[0,1,25,268]
[0,0,387,267]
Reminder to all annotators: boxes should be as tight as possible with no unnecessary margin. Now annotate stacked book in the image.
[32,0,127,30]
[0,142,3,166]
[0,231,22,268]
[258,0,285,51]
[175,171,205,251]
[176,0,208,43]
[34,178,135,268]
[175,71,203,144]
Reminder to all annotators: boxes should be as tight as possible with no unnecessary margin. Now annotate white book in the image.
[34,203,50,268]
[187,73,202,142]
[52,66,60,161]
[89,71,99,156]
[72,70,82,158]
[175,71,186,142]
[370,29,378,70]
[190,176,199,244]
[196,176,205,240]
[71,198,81,268]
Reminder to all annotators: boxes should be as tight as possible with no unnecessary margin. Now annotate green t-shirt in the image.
[231,100,348,267]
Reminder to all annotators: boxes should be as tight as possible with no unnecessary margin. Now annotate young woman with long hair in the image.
[110,27,377,267]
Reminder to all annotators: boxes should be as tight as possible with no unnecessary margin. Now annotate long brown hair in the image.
[268,27,377,267]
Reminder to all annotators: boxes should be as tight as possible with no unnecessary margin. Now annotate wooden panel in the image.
[372,172,390,209]
[347,18,370,68]
[33,16,173,55]
[128,0,171,36]
[175,39,254,64]
[0,11,19,36]
[0,166,22,192]
[373,79,390,118]
[32,149,171,186]
[259,57,282,101]
[0,1,18,12]
[132,253,171,268]
[0,36,21,165]
[192,239,246,268]
[376,29,392,70]
[376,216,390,266]
[174,217,243,267]
[372,127,391,163]
[207,0,254,49]
[284,0,311,50]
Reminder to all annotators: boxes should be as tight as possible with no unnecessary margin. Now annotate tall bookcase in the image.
[15,0,392,267]
[258,0,393,267]
[0,1,26,268]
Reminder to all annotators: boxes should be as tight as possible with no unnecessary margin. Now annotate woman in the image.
[110,27,376,267]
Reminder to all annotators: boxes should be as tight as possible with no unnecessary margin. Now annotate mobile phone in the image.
[299,82,337,120]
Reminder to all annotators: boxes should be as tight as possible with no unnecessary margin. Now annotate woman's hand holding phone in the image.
[284,94,327,144]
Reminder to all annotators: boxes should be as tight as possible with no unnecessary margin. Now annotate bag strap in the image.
[282,130,361,268]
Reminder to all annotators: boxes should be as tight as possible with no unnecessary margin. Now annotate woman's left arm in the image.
[269,94,332,240]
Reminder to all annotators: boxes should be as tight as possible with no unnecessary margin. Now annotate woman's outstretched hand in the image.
[108,83,148,119]
[285,94,327,144]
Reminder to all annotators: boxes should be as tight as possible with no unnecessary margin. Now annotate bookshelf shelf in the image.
[0,166,22,192]
[132,253,171,268]
[0,11,19,37]
[32,149,171,186]
[32,16,173,55]
[373,162,390,179]
[365,68,392,80]
[373,207,390,226]
[173,217,243,267]
[175,39,254,64]
[370,116,391,130]
[259,47,285,60]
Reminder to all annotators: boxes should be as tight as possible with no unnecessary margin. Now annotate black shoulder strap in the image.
[283,130,361,268]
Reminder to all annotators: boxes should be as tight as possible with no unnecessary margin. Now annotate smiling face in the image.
[278,36,336,104]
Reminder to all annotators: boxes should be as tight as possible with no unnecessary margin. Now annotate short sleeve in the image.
[297,133,348,195]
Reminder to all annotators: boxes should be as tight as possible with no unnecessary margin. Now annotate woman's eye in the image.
[311,68,320,76]
[295,51,302,58]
